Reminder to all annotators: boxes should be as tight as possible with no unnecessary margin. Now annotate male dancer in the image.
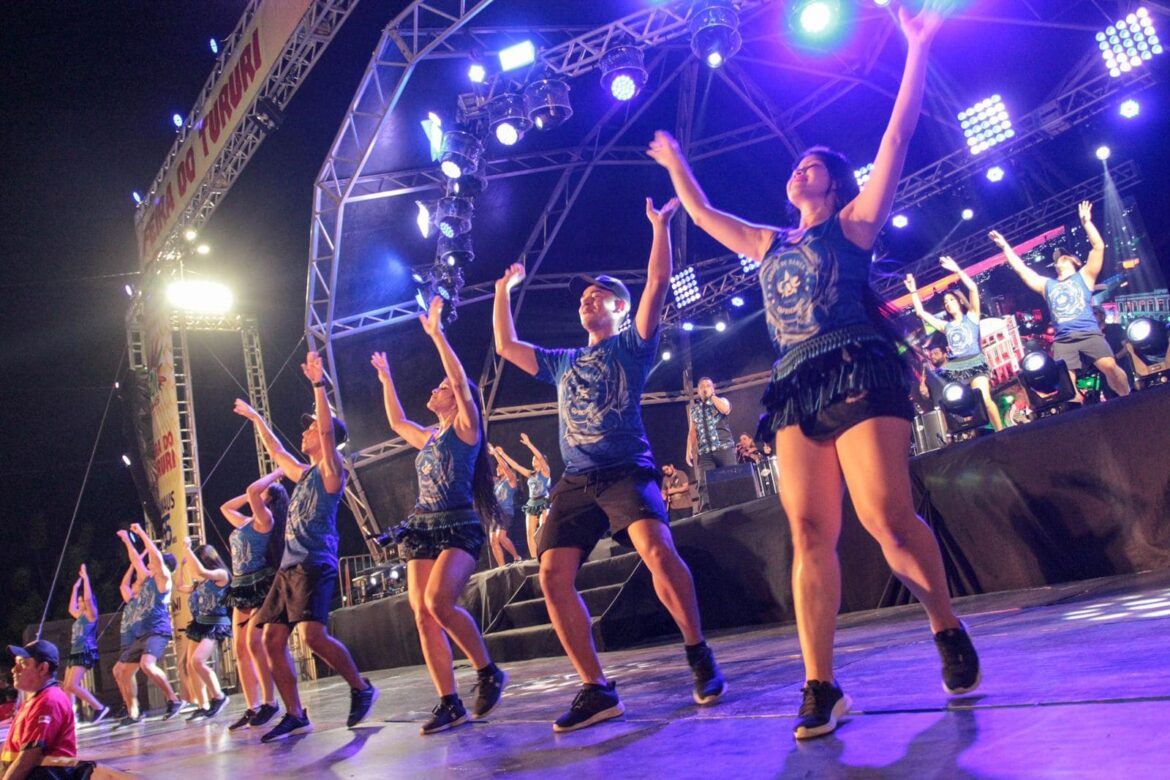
[493,197,726,732]
[234,350,378,742]
[991,201,1129,399]
[686,377,735,510]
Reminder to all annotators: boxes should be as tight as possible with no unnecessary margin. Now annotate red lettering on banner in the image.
[176,147,196,197]
[239,42,255,86]
[228,69,241,107]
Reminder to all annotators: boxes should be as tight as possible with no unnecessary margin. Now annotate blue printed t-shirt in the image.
[534,325,658,474]
[689,399,732,454]
[136,576,173,638]
[527,471,551,499]
[415,426,480,513]
[189,578,230,626]
[282,465,344,570]
[945,313,983,360]
[493,477,515,516]
[70,614,98,655]
[1045,273,1100,338]
[230,520,272,577]
[119,590,144,647]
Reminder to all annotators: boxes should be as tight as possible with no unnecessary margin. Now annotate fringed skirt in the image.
[939,353,990,385]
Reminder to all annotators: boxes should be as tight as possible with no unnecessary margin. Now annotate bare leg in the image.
[113,662,139,717]
[836,417,960,633]
[184,642,208,709]
[191,638,224,700]
[1094,355,1131,397]
[489,530,506,568]
[408,560,454,697]
[64,665,103,712]
[300,621,364,690]
[970,375,1003,431]
[625,520,703,645]
[263,623,302,715]
[424,548,491,669]
[540,546,605,685]
[525,514,540,559]
[497,529,523,563]
[233,608,260,709]
[139,653,178,703]
[247,613,275,704]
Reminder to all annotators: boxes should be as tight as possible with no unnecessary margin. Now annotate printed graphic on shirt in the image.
[947,317,979,357]
[559,348,632,449]
[416,437,455,508]
[1047,277,1089,323]
[761,239,839,350]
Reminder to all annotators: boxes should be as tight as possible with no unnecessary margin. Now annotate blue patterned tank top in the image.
[527,472,551,500]
[137,577,173,638]
[189,578,230,626]
[494,477,515,516]
[1045,273,1100,337]
[71,613,98,655]
[945,313,982,360]
[282,466,345,569]
[414,426,479,513]
[230,520,272,577]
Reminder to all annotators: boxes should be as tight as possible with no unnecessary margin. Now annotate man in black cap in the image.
[3,640,79,779]
[233,350,378,742]
[493,197,726,733]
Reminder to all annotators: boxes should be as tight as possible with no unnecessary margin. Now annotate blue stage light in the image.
[131,191,143,205]
[891,214,909,229]
[172,113,183,129]
[986,165,1005,182]
[1096,145,1111,161]
[690,1,741,68]
[468,63,486,84]
[682,321,695,332]
[962,208,975,221]
[730,295,745,307]
[498,40,535,72]
[799,1,835,34]
[209,38,218,55]
[600,46,647,101]
[671,267,701,308]
[1120,99,1141,118]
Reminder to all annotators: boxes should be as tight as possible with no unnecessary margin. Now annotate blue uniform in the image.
[493,477,515,518]
[70,614,98,656]
[945,314,983,360]
[136,577,173,638]
[1045,273,1100,337]
[282,466,344,569]
[415,427,479,513]
[189,578,230,628]
[230,520,272,577]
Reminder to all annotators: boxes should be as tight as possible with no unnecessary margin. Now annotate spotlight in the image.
[498,40,536,72]
[1098,9,1162,78]
[940,381,990,439]
[254,97,284,132]
[961,208,975,221]
[166,280,234,315]
[196,243,211,255]
[415,201,434,238]
[439,131,483,179]
[131,191,143,205]
[1120,99,1141,118]
[1018,350,1077,416]
[874,0,890,6]
[438,233,474,267]
[1096,145,1111,161]
[682,321,695,332]
[124,284,134,297]
[1126,317,1170,387]
[891,214,909,229]
[122,454,132,467]
[854,162,874,191]
[714,319,728,333]
[488,93,531,146]
[662,348,673,361]
[986,165,1005,182]
[183,228,198,242]
[435,196,473,239]
[730,295,745,307]
[172,113,183,129]
[600,45,647,101]
[690,1,742,69]
[738,253,760,273]
[798,1,836,35]
[468,62,486,84]
[210,38,219,55]
[959,94,1014,155]
[421,112,443,162]
[524,78,573,131]
[446,169,485,198]
[670,267,701,308]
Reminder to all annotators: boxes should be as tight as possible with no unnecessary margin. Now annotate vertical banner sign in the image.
[135,0,314,266]
[142,281,192,628]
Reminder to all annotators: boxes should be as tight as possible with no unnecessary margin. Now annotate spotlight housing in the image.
[959,94,1014,155]
[690,0,742,69]
[1018,350,1077,416]
[488,92,531,146]
[854,162,874,191]
[961,208,975,221]
[940,381,990,439]
[435,196,473,239]
[437,232,474,267]
[670,267,701,308]
[524,78,573,131]
[166,280,234,315]
[891,214,909,229]
[1120,98,1141,118]
[681,321,695,332]
[498,40,536,72]
[600,45,647,101]
[439,131,483,179]
[1126,317,1170,388]
[415,200,435,238]
[738,253,760,273]
[1098,9,1163,78]
[986,165,1006,183]
[730,295,745,307]
[1096,145,1111,161]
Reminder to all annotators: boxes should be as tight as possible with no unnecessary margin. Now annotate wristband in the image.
[312,381,325,388]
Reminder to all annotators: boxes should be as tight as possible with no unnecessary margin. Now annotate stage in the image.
[69,568,1170,778]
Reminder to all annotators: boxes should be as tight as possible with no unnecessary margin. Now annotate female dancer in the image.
[487,446,525,567]
[112,543,145,725]
[905,257,1003,430]
[371,296,508,735]
[648,0,978,739]
[63,564,109,723]
[177,541,232,719]
[493,434,552,559]
[219,470,287,730]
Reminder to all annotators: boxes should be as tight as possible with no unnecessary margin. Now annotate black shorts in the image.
[252,563,337,627]
[798,387,915,442]
[185,620,233,642]
[68,648,100,670]
[397,510,486,562]
[1053,331,1113,371]
[118,633,171,664]
[226,569,276,611]
[537,466,669,559]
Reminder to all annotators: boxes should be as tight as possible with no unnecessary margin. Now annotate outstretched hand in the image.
[987,230,1008,250]
[939,255,960,273]
[497,262,526,294]
[1078,200,1093,223]
[647,130,685,170]
[233,398,259,420]
[418,296,444,337]
[904,273,918,293]
[898,0,951,48]
[370,351,392,382]
[302,351,325,384]
[519,432,531,446]
[646,196,680,227]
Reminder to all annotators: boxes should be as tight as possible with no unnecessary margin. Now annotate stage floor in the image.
[74,568,1170,778]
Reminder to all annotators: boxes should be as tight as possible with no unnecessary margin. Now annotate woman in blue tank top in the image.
[491,433,552,559]
[371,296,508,735]
[486,446,524,567]
[178,542,233,719]
[111,543,148,723]
[648,1,979,739]
[63,564,108,723]
[218,469,287,729]
[906,256,1003,430]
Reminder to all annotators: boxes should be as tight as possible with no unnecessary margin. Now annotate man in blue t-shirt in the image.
[991,201,1130,399]
[235,350,378,741]
[493,196,726,733]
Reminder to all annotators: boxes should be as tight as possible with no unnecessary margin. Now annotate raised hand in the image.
[116,529,131,543]
[939,256,960,273]
[647,130,684,170]
[233,398,258,420]
[370,351,391,382]
[519,432,531,446]
[302,351,325,384]
[1078,200,1093,223]
[898,0,951,48]
[988,230,1008,250]
[646,196,680,227]
[418,296,443,337]
[904,273,918,293]
[496,262,526,294]
[129,522,146,538]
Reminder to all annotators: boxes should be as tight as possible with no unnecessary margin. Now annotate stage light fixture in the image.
[1120,98,1141,118]
[166,279,233,315]
[730,295,745,307]
[891,214,909,229]
[873,0,890,6]
[738,253,760,273]
[415,201,434,238]
[959,94,1014,155]
[961,208,975,221]
[124,284,134,297]
[798,1,836,35]
[498,40,536,72]
[600,45,647,101]
[438,233,474,267]
[682,321,695,332]
[468,62,486,84]
[439,130,483,179]
[132,191,143,205]
[1098,8,1162,78]
[446,168,486,198]
[254,97,284,132]
[524,78,573,131]
[196,243,210,255]
[435,196,473,239]
[1019,350,1077,415]
[670,267,701,308]
[183,228,198,242]
[854,162,874,190]
[172,113,183,129]
[121,454,132,467]
[714,319,728,333]
[421,112,444,162]
[940,381,990,438]
[986,165,1006,182]
[488,92,531,146]
[1096,145,1112,161]
[690,0,742,69]
[662,347,673,361]
[210,38,219,55]
[1126,317,1170,387]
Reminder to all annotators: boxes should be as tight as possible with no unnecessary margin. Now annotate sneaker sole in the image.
[261,723,313,743]
[694,680,728,706]
[552,702,626,733]
[420,713,468,736]
[348,685,381,727]
[943,668,982,696]
[471,671,509,720]
[793,693,853,740]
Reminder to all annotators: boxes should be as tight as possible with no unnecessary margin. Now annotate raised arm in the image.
[181,541,230,587]
[79,563,97,622]
[711,392,731,416]
[488,445,520,487]
[636,197,680,341]
[940,256,981,322]
[419,297,480,446]
[839,3,945,249]
[176,548,194,593]
[233,398,307,482]
[117,528,149,583]
[68,577,83,619]
[244,468,284,534]
[494,445,533,478]
[301,351,344,494]
[648,130,780,261]
[220,493,252,529]
[118,559,138,604]
[989,230,1047,294]
[904,273,948,332]
[1078,201,1106,286]
[494,263,539,376]
[370,351,433,450]
[129,522,171,593]
[519,432,550,478]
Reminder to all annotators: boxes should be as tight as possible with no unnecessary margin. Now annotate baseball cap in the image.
[300,413,349,445]
[569,274,631,305]
[9,639,60,668]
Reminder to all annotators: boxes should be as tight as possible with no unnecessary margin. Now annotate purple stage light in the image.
[1120,99,1141,118]
[891,214,909,229]
[600,45,647,101]
[986,165,1006,183]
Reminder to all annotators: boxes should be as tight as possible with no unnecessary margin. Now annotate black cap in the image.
[9,639,60,668]
[300,413,349,445]
[569,274,631,305]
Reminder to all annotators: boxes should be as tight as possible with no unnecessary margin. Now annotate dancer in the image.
[487,446,525,567]
[492,435,552,559]
[234,351,378,742]
[905,256,1003,430]
[219,470,286,730]
[116,524,184,720]
[177,541,232,719]
[63,564,109,724]
[990,202,1130,398]
[649,0,978,740]
[370,296,508,735]
[111,554,145,726]
[493,195,726,733]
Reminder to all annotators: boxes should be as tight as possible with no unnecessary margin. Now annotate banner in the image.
[135,0,313,265]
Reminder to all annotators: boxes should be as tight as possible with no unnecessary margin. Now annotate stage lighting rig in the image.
[1098,8,1162,78]
[435,196,473,239]
[960,94,1014,155]
[439,130,484,179]
[854,162,874,190]
[600,44,647,101]
[437,233,474,267]
[670,267,701,308]
[524,77,573,131]
[940,382,990,441]
[488,92,531,146]
[415,200,435,238]
[690,0,742,68]
[1126,317,1170,388]
[1018,351,1077,417]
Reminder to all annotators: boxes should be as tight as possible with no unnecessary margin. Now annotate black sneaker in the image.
[249,702,280,727]
[552,682,625,733]
[471,668,508,719]
[115,712,145,728]
[162,700,186,720]
[185,708,208,722]
[228,709,256,731]
[91,705,111,725]
[205,695,230,718]
[793,680,852,740]
[347,679,379,727]
[261,711,312,743]
[935,621,981,695]
[420,698,468,735]
[688,644,727,705]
